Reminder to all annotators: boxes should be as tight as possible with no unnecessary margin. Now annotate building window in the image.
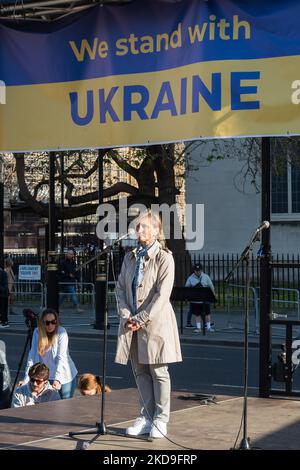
[272,165,288,214]
[272,161,300,220]
[291,164,300,213]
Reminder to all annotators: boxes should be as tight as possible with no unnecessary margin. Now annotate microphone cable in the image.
[232,404,244,449]
[110,249,200,451]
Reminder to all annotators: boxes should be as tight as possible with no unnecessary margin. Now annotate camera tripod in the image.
[9,324,35,405]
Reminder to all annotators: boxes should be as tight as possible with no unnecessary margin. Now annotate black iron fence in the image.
[5,251,300,309]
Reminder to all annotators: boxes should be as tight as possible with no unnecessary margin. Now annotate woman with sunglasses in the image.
[19,308,78,399]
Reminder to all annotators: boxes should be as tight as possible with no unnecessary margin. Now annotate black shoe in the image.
[185,324,194,328]
[0,322,10,328]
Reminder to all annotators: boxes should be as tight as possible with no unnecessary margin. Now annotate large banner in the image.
[1,0,300,152]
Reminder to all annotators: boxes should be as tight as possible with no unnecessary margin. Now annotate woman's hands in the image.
[126,318,141,332]
[52,380,61,390]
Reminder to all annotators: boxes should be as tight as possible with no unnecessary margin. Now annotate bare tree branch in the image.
[15,153,101,219]
[109,150,139,180]
[68,182,138,205]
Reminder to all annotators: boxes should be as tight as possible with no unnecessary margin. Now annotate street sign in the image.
[18,265,41,281]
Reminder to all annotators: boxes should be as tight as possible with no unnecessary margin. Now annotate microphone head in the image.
[262,221,270,229]
[128,228,136,237]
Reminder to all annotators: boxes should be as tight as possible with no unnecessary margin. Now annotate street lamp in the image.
[0,156,4,268]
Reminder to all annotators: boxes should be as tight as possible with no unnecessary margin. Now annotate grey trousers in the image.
[130,333,170,424]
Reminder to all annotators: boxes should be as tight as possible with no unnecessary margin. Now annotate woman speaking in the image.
[115,210,182,439]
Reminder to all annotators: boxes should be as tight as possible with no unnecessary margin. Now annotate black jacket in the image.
[58,258,80,283]
[0,269,9,298]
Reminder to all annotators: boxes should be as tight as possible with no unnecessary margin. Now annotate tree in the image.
[187,136,300,196]
[4,145,188,265]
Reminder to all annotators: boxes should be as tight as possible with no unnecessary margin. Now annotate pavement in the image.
[2,301,297,348]
[2,387,300,451]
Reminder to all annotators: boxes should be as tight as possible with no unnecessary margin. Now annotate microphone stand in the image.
[69,240,149,446]
[225,228,261,450]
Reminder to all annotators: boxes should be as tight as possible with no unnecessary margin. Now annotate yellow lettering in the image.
[98,41,108,59]
[188,23,208,43]
[116,38,129,56]
[69,38,98,62]
[128,34,139,54]
[170,23,182,48]
[140,36,154,54]
[156,33,169,52]
[233,15,251,40]
[218,19,230,40]
[209,15,216,40]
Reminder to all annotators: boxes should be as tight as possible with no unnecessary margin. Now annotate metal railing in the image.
[226,284,300,335]
[226,284,259,333]
[107,281,119,323]
[268,288,300,321]
[43,282,95,313]
[7,252,300,308]
[58,282,95,310]
[12,281,44,311]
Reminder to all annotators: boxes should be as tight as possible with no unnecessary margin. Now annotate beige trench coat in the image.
[115,241,182,365]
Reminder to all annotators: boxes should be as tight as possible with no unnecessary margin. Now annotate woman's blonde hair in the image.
[38,308,60,356]
[4,257,13,268]
[78,373,111,395]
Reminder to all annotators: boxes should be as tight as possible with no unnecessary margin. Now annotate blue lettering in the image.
[123,85,149,121]
[70,90,94,126]
[99,86,120,123]
[151,81,177,119]
[180,77,187,115]
[192,73,221,112]
[231,71,260,110]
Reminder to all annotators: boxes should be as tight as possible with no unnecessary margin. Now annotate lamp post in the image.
[0,158,4,268]
[94,150,105,329]
[46,152,59,312]
[60,152,65,254]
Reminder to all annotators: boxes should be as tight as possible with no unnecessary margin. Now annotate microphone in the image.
[75,229,136,271]
[112,228,135,245]
[255,221,270,233]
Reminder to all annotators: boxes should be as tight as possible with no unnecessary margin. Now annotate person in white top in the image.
[19,308,78,399]
[185,264,216,332]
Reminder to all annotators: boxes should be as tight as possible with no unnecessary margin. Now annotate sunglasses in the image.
[30,377,45,385]
[44,320,57,326]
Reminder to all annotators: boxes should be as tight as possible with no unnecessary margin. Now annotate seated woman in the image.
[20,308,78,399]
[78,373,111,396]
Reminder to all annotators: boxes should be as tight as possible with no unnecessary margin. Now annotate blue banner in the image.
[0,0,300,152]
